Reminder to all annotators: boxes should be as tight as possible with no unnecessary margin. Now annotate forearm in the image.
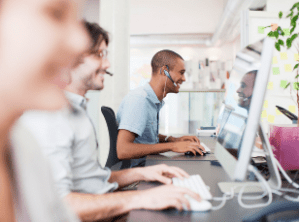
[0,163,15,222]
[117,141,176,159]
[0,145,15,222]
[109,168,144,188]
[64,191,144,221]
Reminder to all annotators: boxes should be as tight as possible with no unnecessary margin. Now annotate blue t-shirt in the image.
[117,83,164,167]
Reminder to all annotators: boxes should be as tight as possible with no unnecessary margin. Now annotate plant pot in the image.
[269,124,299,171]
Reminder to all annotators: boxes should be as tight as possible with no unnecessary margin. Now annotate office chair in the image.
[101,106,131,170]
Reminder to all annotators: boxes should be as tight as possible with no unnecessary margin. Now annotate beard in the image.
[82,74,104,91]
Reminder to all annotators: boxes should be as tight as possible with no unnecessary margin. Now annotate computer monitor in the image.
[215,37,282,192]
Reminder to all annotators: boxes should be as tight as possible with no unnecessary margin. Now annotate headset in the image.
[162,65,177,87]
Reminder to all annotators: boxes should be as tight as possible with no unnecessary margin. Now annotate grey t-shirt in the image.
[11,122,80,222]
[20,91,118,198]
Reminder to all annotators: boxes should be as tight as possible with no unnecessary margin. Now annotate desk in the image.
[126,138,294,222]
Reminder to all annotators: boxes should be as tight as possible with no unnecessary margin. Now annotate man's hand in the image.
[171,141,204,155]
[137,164,189,185]
[175,135,199,143]
[174,136,205,153]
[139,185,201,211]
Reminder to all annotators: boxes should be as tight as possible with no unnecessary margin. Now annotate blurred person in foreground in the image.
[21,21,201,221]
[0,0,90,221]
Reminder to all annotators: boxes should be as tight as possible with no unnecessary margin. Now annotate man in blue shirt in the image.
[117,50,205,167]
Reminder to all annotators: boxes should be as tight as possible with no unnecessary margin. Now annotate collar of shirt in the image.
[65,91,88,110]
[143,83,165,107]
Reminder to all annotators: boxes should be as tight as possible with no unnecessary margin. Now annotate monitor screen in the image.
[215,38,275,181]
[217,40,263,157]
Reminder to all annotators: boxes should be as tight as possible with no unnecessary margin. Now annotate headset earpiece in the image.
[163,65,177,87]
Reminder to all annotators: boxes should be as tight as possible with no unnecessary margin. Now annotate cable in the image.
[278,188,299,194]
[240,190,268,200]
[163,76,168,98]
[271,189,299,202]
[275,158,299,189]
[212,160,299,210]
[273,159,299,202]
[211,187,236,211]
[238,165,273,208]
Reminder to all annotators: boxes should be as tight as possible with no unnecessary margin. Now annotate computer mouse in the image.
[183,195,212,211]
[185,151,206,156]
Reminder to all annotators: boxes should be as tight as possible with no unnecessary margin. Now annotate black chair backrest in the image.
[101,106,131,169]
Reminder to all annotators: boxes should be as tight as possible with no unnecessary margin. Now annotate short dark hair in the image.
[151,49,184,74]
[83,21,109,54]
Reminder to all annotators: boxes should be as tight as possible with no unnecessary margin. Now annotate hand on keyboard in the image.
[140,164,190,184]
[173,135,201,144]
[185,143,211,156]
[171,141,204,156]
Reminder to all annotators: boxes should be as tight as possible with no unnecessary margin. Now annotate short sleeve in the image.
[117,95,148,137]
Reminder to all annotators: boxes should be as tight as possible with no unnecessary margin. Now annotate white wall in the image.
[83,0,130,167]
[83,0,100,23]
[82,0,102,161]
[266,0,297,12]
[98,0,130,167]
[130,0,226,35]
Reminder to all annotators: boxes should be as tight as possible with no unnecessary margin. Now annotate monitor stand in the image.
[218,123,282,193]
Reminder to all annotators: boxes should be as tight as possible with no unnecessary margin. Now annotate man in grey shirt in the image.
[21,22,200,221]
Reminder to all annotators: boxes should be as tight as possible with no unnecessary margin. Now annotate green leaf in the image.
[283,28,290,36]
[292,14,299,23]
[278,39,284,46]
[287,11,294,18]
[279,11,283,18]
[294,82,299,90]
[286,38,292,48]
[294,63,299,70]
[277,27,285,36]
[284,82,291,89]
[291,33,298,41]
[291,2,299,11]
[274,31,279,39]
[296,74,299,78]
[275,42,281,51]
[268,31,274,37]
[291,20,296,27]
[290,26,296,34]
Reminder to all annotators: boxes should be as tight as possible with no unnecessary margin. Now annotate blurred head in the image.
[0,0,89,114]
[236,70,257,109]
[151,49,186,93]
[71,21,110,92]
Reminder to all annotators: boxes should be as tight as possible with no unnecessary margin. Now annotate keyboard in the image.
[200,142,211,153]
[172,174,212,200]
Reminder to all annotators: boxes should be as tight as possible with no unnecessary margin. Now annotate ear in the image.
[161,65,169,75]
[159,67,164,76]
[160,66,168,76]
